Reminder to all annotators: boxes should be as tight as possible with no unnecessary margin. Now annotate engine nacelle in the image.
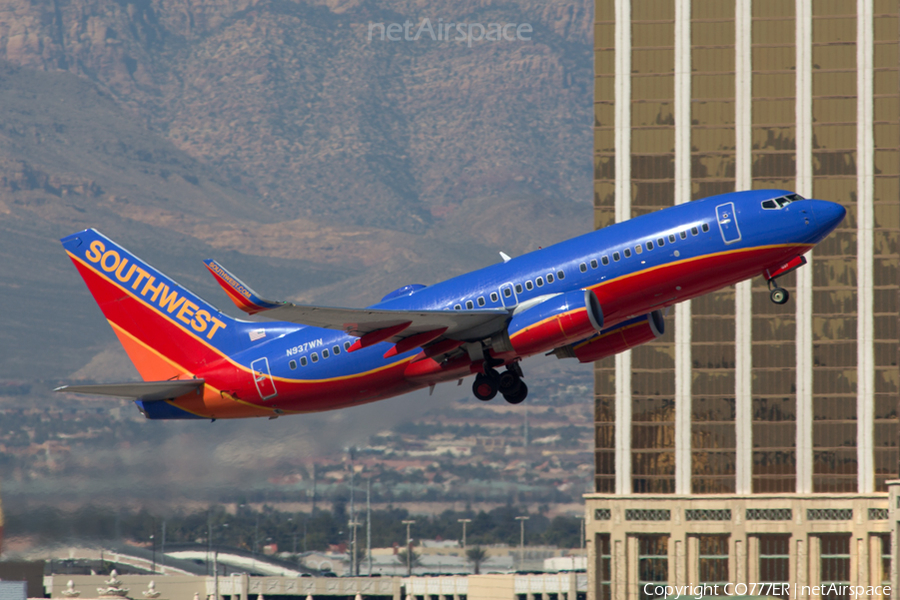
[505,290,604,356]
[553,310,664,363]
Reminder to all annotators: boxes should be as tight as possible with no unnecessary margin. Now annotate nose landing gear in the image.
[764,255,807,305]
[769,281,790,305]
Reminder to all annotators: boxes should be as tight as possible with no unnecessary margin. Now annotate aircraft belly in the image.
[595,244,810,327]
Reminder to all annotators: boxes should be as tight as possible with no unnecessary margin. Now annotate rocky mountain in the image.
[0,0,593,380]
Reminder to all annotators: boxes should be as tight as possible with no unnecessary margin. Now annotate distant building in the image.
[0,581,26,600]
[587,0,899,598]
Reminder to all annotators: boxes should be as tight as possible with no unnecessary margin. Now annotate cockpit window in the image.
[762,193,804,210]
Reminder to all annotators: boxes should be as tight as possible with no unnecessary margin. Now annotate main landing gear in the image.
[473,361,528,404]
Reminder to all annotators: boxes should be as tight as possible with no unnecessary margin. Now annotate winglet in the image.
[203,259,281,315]
[499,252,512,263]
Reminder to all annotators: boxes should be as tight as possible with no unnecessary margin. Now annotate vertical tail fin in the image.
[62,229,244,381]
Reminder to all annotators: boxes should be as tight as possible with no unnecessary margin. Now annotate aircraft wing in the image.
[204,260,510,349]
[54,379,205,400]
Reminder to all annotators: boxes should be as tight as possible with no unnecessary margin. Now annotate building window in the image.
[598,534,611,600]
[758,535,790,600]
[820,534,851,600]
[878,533,891,587]
[638,535,669,600]
[698,535,729,588]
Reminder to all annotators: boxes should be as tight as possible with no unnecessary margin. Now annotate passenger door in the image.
[716,202,742,244]
[250,357,278,400]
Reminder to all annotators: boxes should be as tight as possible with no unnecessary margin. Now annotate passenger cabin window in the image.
[680,231,687,239]
[580,262,587,273]
[624,248,631,258]
[454,304,462,310]
[547,273,554,283]
[477,296,485,306]
[490,292,498,302]
[466,300,474,309]
[613,252,620,261]
[558,270,565,280]
[525,281,533,290]
[658,238,665,247]
[311,353,319,363]
[602,256,609,265]
[646,241,653,251]
[669,234,676,243]
[503,288,512,297]
[343,341,351,350]
[702,223,710,232]
[322,349,329,359]
[333,345,340,355]
[515,284,523,293]
[536,276,544,287]
[300,357,308,367]
[691,227,699,236]
[635,245,642,255]
[590,259,598,269]
[289,360,297,370]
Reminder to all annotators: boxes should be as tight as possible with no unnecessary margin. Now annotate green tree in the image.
[466,545,489,574]
[396,548,422,575]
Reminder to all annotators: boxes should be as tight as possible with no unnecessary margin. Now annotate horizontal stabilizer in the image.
[54,379,205,401]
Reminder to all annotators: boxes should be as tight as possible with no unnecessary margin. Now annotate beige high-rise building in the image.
[585,0,899,598]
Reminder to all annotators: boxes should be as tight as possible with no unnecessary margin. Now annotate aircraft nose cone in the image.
[812,200,847,234]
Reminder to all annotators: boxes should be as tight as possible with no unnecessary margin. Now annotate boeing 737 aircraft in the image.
[57,189,845,419]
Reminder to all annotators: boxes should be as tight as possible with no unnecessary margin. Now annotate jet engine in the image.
[552,309,664,363]
[503,289,604,356]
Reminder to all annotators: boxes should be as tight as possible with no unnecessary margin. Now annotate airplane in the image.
[56,189,845,420]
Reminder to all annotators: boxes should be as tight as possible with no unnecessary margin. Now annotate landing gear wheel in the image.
[498,370,522,395]
[503,382,528,404]
[770,287,789,305]
[473,373,498,401]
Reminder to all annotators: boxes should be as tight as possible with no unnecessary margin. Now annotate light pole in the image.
[150,534,155,574]
[401,519,416,576]
[515,516,529,570]
[349,521,361,576]
[578,516,585,550]
[457,519,471,549]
